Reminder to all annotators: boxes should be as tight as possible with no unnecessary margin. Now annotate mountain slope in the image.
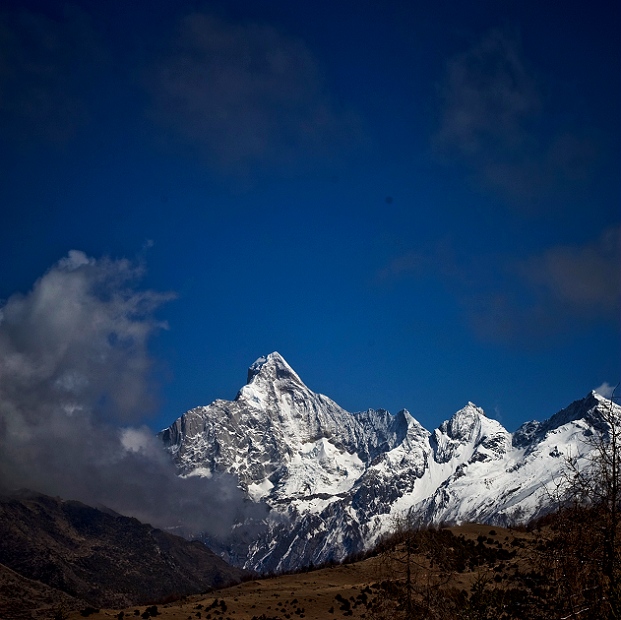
[0,561,82,620]
[161,352,618,572]
[0,490,247,609]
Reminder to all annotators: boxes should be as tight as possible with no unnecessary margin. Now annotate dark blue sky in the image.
[1,0,619,434]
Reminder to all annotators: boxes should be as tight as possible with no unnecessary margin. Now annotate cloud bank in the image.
[0,251,267,540]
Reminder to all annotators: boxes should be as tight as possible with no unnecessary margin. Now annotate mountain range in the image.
[160,351,619,573]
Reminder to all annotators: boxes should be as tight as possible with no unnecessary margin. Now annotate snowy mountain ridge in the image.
[160,352,618,573]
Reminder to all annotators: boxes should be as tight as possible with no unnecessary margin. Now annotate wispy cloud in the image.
[467,227,620,343]
[518,226,620,318]
[433,29,599,208]
[146,12,362,172]
[377,226,620,345]
[0,252,266,539]
[435,29,540,158]
[594,382,618,400]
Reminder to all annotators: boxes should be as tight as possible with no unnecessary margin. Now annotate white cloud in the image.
[0,251,171,422]
[0,252,267,539]
[58,249,92,270]
[120,426,157,454]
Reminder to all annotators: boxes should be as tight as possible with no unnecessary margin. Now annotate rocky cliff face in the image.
[161,352,618,573]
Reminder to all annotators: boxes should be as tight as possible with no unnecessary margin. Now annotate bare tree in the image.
[369,516,454,619]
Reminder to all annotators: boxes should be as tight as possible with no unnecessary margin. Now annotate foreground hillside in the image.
[4,501,617,619]
[63,520,589,620]
[0,562,81,620]
[0,490,246,616]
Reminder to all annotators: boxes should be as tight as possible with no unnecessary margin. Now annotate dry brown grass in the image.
[67,523,535,620]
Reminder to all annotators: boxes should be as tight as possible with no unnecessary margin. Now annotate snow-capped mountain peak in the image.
[238,351,305,412]
[431,402,509,465]
[441,402,486,442]
[160,354,620,573]
[245,351,301,386]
